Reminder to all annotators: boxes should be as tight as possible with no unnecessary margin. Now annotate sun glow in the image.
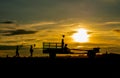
[72,28,90,43]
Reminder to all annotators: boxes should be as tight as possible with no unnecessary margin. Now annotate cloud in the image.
[93,21,120,26]
[104,22,120,25]
[0,21,56,32]
[87,32,94,35]
[2,29,37,36]
[67,31,77,35]
[88,21,120,31]
[0,20,17,30]
[18,21,57,31]
[22,21,56,27]
[0,45,16,50]
[113,29,120,33]
[0,20,15,24]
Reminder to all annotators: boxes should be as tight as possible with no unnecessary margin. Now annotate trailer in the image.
[42,35,100,59]
[42,42,72,58]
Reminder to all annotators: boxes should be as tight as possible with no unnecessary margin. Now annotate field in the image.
[0,53,120,77]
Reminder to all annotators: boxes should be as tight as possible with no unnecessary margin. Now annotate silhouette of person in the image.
[30,45,34,57]
[87,50,96,59]
[64,44,70,53]
[62,38,64,48]
[15,45,19,57]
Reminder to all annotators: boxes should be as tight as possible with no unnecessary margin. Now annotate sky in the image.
[0,0,120,57]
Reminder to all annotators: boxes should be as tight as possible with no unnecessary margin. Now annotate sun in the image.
[72,28,90,43]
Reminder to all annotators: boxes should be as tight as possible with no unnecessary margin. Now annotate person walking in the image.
[30,45,34,57]
[15,45,19,57]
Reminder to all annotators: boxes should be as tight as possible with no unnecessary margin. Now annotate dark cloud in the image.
[0,20,15,24]
[0,45,16,50]
[67,31,77,35]
[113,29,120,33]
[24,39,36,42]
[2,29,37,36]
[67,31,94,35]
[1,41,18,43]
[87,32,94,34]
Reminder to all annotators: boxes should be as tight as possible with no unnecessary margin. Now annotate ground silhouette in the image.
[0,53,120,77]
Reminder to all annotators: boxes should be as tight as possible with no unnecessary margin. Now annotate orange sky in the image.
[0,0,120,57]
